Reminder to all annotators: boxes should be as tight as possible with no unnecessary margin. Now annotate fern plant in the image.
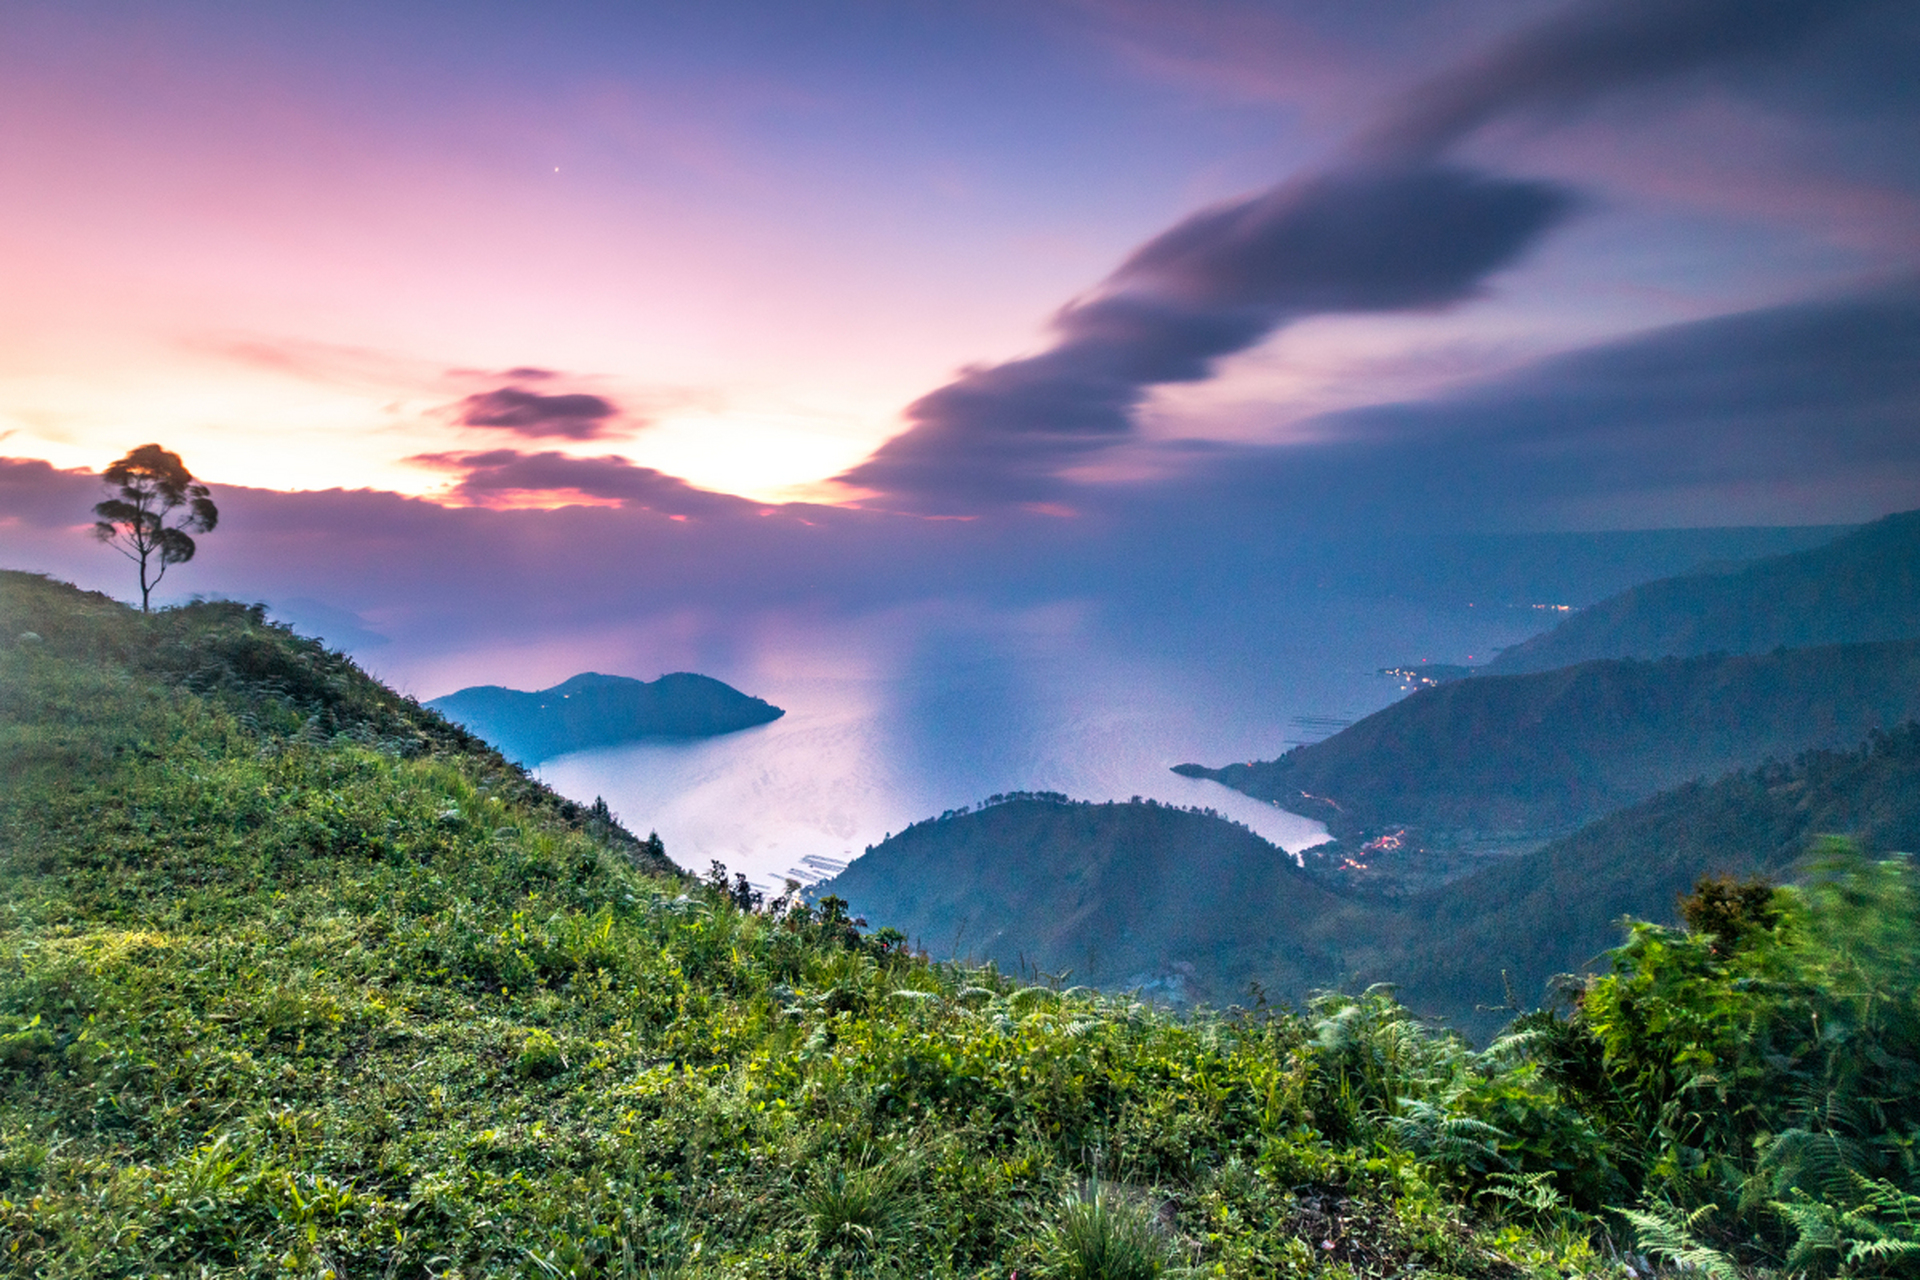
[1385,1099,1510,1179]
[1568,842,1920,1275]
[1774,1175,1920,1277]
[1617,1200,1742,1280]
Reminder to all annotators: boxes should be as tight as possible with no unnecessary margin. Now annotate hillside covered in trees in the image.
[833,722,1920,1041]
[825,795,1346,999]
[1176,638,1920,875]
[1354,721,1920,1039]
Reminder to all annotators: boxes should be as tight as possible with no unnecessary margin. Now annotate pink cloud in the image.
[406,448,741,515]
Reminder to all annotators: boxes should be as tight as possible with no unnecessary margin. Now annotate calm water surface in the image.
[536,598,1540,890]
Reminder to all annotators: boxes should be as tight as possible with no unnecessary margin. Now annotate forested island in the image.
[428,670,784,765]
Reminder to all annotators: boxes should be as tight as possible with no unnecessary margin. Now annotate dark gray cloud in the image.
[0,456,94,527]
[1363,0,1898,159]
[839,0,1897,514]
[455,383,621,440]
[842,165,1570,511]
[1125,278,1920,531]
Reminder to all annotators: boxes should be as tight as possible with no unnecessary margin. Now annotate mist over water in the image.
[537,594,1546,889]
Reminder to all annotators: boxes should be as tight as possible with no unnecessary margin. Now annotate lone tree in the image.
[92,444,219,612]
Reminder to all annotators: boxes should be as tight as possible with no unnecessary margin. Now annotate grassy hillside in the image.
[1,571,1614,1278]
[824,796,1347,1003]
[429,672,784,766]
[1483,509,1920,675]
[1178,639,1920,883]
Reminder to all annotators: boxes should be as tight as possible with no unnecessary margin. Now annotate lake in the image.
[535,594,1541,890]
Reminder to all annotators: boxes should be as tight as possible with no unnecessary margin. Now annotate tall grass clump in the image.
[1041,1182,1181,1280]
[792,1147,917,1264]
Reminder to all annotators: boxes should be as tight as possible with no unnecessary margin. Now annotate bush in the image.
[517,1028,567,1077]
[1549,841,1920,1275]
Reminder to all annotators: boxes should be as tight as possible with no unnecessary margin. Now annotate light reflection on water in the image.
[533,598,1538,890]
[540,677,1333,890]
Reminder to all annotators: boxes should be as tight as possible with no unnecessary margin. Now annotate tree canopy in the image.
[91,443,219,611]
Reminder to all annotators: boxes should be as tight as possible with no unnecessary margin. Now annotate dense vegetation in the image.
[826,795,1345,1002]
[1483,510,1920,675]
[428,672,784,766]
[833,724,1920,1042]
[1369,723,1920,1040]
[1178,639,1920,873]
[4,571,1916,1278]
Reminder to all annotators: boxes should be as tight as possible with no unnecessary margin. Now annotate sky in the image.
[4,0,1920,698]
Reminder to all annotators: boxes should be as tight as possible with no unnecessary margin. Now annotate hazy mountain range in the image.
[827,511,1920,1036]
[1176,637,1920,878]
[1482,509,1920,673]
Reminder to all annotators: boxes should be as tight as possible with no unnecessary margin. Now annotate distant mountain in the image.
[1363,720,1920,1040]
[1483,509,1920,674]
[822,795,1347,1003]
[830,725,1920,1036]
[265,597,390,650]
[428,671,783,765]
[1176,638,1920,887]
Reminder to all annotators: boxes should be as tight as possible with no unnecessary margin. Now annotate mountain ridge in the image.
[1483,508,1920,673]
[833,721,1920,1038]
[1353,719,1920,1039]
[1176,637,1920,882]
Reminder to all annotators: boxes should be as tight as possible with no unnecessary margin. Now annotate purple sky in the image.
[4,0,1919,693]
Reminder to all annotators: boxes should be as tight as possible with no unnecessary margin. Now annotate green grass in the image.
[1041,1182,1182,1280]
[7,568,1904,1278]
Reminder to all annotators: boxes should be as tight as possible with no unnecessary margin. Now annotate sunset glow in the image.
[4,1,1912,519]
[1,0,1915,673]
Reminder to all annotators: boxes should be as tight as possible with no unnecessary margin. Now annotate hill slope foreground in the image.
[0,571,1599,1277]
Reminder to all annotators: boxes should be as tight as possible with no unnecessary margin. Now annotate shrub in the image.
[516,1028,566,1077]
